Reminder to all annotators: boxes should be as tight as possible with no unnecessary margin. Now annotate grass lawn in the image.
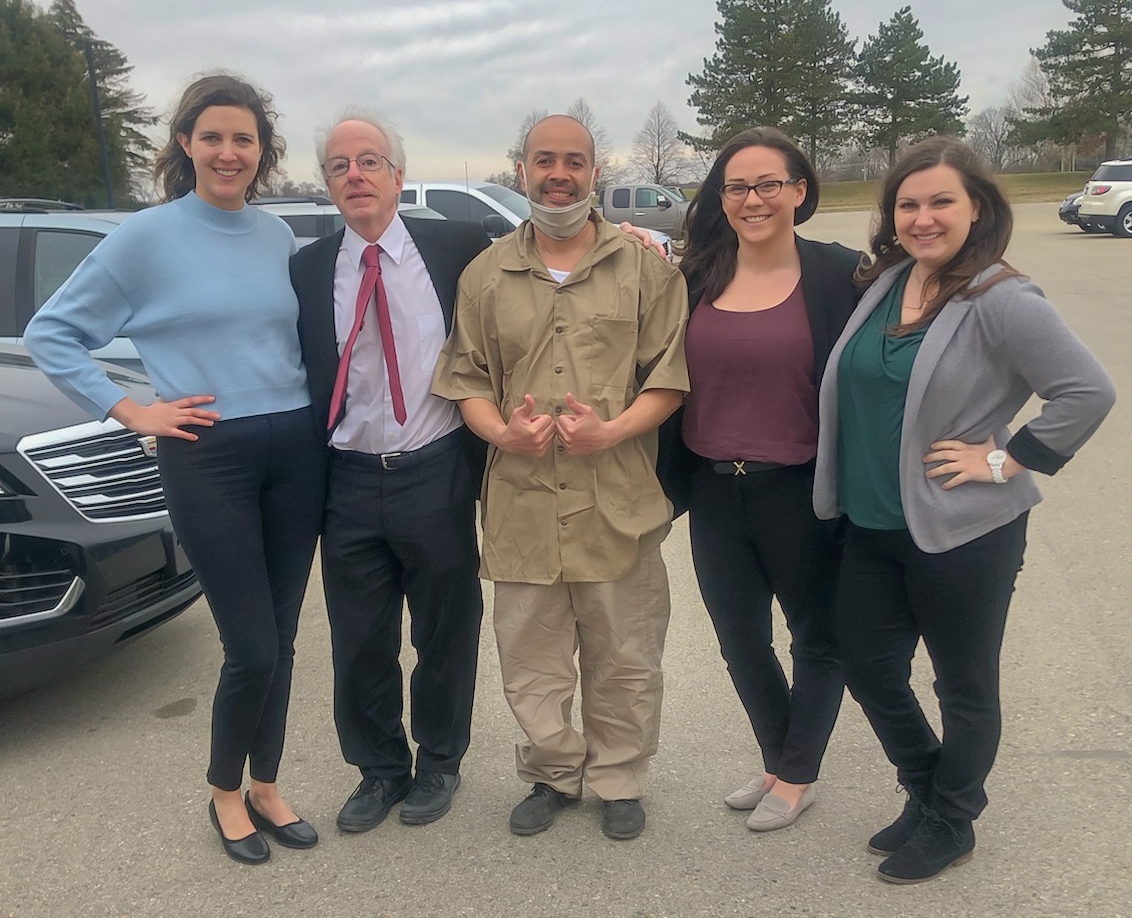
[816,172,1092,212]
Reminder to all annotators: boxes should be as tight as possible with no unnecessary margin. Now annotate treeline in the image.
[682,0,1131,172]
[0,0,154,205]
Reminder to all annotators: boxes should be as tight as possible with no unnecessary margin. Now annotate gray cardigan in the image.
[813,261,1116,553]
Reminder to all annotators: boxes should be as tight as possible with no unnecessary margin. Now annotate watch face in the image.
[987,450,1007,466]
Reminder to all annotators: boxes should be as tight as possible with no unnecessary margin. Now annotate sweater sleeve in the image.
[23,251,136,420]
[997,278,1116,471]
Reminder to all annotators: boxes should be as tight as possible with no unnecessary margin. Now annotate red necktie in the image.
[327,244,407,431]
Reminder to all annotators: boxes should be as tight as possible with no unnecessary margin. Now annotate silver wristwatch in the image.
[987,449,1008,484]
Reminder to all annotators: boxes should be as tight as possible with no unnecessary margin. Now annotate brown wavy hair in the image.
[680,127,819,307]
[153,73,285,204]
[858,136,1020,334]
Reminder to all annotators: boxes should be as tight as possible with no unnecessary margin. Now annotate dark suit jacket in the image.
[290,216,491,435]
[656,235,863,518]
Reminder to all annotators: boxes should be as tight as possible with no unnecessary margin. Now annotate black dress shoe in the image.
[208,799,270,865]
[244,791,319,849]
[400,770,461,825]
[336,775,413,833]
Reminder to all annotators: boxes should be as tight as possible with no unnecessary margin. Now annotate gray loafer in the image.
[724,775,772,810]
[746,784,815,832]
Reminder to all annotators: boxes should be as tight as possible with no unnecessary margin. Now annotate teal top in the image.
[24,192,308,422]
[836,267,927,530]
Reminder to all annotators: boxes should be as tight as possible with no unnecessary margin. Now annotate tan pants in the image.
[493,546,670,801]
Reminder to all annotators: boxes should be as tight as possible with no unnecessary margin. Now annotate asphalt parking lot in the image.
[1,203,1129,918]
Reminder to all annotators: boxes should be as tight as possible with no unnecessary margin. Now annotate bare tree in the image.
[967,107,1016,172]
[484,108,547,191]
[565,98,627,189]
[1006,58,1076,171]
[630,101,693,185]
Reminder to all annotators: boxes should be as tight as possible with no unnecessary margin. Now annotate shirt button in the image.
[554,406,563,414]
[556,444,565,453]
[559,482,567,490]
[560,520,567,526]
[555,326,565,334]
[554,367,563,374]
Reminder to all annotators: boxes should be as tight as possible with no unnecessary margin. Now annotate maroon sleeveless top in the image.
[682,279,818,464]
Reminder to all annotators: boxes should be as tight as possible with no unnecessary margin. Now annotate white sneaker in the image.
[724,775,772,810]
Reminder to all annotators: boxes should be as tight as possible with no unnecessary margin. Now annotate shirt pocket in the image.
[416,312,447,373]
[587,316,638,419]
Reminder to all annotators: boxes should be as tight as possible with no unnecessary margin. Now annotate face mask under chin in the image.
[523,168,597,240]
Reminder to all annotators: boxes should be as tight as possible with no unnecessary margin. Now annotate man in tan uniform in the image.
[432,114,689,840]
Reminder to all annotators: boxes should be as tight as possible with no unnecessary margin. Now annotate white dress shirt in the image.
[330,216,462,454]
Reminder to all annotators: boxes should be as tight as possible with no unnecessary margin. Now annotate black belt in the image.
[706,458,789,476]
[331,427,463,471]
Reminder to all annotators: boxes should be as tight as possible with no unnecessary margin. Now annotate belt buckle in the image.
[732,461,747,476]
[380,451,403,471]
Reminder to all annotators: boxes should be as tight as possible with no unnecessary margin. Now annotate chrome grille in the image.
[18,420,167,522]
[0,567,75,621]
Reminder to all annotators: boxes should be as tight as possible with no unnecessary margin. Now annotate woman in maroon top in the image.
[674,127,860,831]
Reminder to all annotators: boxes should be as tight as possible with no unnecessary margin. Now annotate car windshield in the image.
[663,186,686,200]
[478,185,531,218]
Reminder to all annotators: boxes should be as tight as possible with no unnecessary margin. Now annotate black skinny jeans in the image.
[836,514,1028,822]
[688,461,844,784]
[158,407,326,791]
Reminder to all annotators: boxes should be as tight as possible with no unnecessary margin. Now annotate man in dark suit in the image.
[290,110,490,833]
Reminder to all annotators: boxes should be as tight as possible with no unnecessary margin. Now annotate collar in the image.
[498,210,623,278]
[341,214,408,269]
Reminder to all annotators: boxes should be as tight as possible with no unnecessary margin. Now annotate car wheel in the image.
[1114,204,1132,238]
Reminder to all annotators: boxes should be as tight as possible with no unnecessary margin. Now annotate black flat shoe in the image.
[208,799,270,865]
[245,792,319,849]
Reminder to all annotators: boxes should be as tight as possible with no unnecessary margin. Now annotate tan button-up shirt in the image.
[432,215,689,584]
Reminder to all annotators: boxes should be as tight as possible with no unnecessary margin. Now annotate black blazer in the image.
[290,216,491,435]
[656,235,863,518]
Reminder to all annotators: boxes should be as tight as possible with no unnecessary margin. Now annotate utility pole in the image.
[83,42,114,208]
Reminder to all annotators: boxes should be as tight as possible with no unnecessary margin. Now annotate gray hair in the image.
[315,106,406,172]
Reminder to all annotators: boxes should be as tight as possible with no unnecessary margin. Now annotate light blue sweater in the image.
[24,192,309,422]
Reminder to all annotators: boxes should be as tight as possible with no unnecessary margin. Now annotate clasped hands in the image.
[497,393,610,457]
[923,434,1019,489]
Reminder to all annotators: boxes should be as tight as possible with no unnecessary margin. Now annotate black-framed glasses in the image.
[321,153,395,179]
[720,179,802,202]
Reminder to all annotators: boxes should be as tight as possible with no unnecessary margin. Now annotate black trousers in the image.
[836,514,1028,821]
[158,407,326,791]
[688,461,844,784]
[322,430,483,781]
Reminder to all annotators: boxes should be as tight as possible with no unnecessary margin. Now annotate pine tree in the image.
[1024,0,1132,159]
[684,0,856,163]
[0,0,103,203]
[48,0,156,200]
[852,6,968,165]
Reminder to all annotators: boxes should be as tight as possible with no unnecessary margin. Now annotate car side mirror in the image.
[657,197,671,210]
[482,214,511,237]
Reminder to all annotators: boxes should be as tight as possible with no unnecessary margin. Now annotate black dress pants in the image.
[322,430,483,781]
[158,407,326,791]
[836,514,1028,821]
[688,461,844,784]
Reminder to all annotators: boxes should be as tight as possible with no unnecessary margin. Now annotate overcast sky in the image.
[64,0,1073,186]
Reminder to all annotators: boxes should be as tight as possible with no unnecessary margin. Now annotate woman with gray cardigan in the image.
[813,137,1114,884]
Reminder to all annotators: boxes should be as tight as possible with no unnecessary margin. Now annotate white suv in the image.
[1077,159,1132,237]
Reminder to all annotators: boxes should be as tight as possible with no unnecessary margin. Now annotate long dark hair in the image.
[680,127,819,306]
[153,73,284,204]
[858,136,1019,333]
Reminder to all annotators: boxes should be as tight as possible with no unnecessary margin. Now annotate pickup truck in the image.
[597,184,689,239]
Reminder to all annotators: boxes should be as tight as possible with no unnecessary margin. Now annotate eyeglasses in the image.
[720,179,802,202]
[321,153,394,179]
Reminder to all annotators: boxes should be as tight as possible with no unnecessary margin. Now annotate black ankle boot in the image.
[867,782,930,855]
[877,808,975,884]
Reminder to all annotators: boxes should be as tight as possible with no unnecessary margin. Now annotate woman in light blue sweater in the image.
[25,74,325,865]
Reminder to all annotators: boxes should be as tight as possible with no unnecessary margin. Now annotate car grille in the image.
[0,567,75,621]
[18,420,166,522]
[91,568,199,630]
